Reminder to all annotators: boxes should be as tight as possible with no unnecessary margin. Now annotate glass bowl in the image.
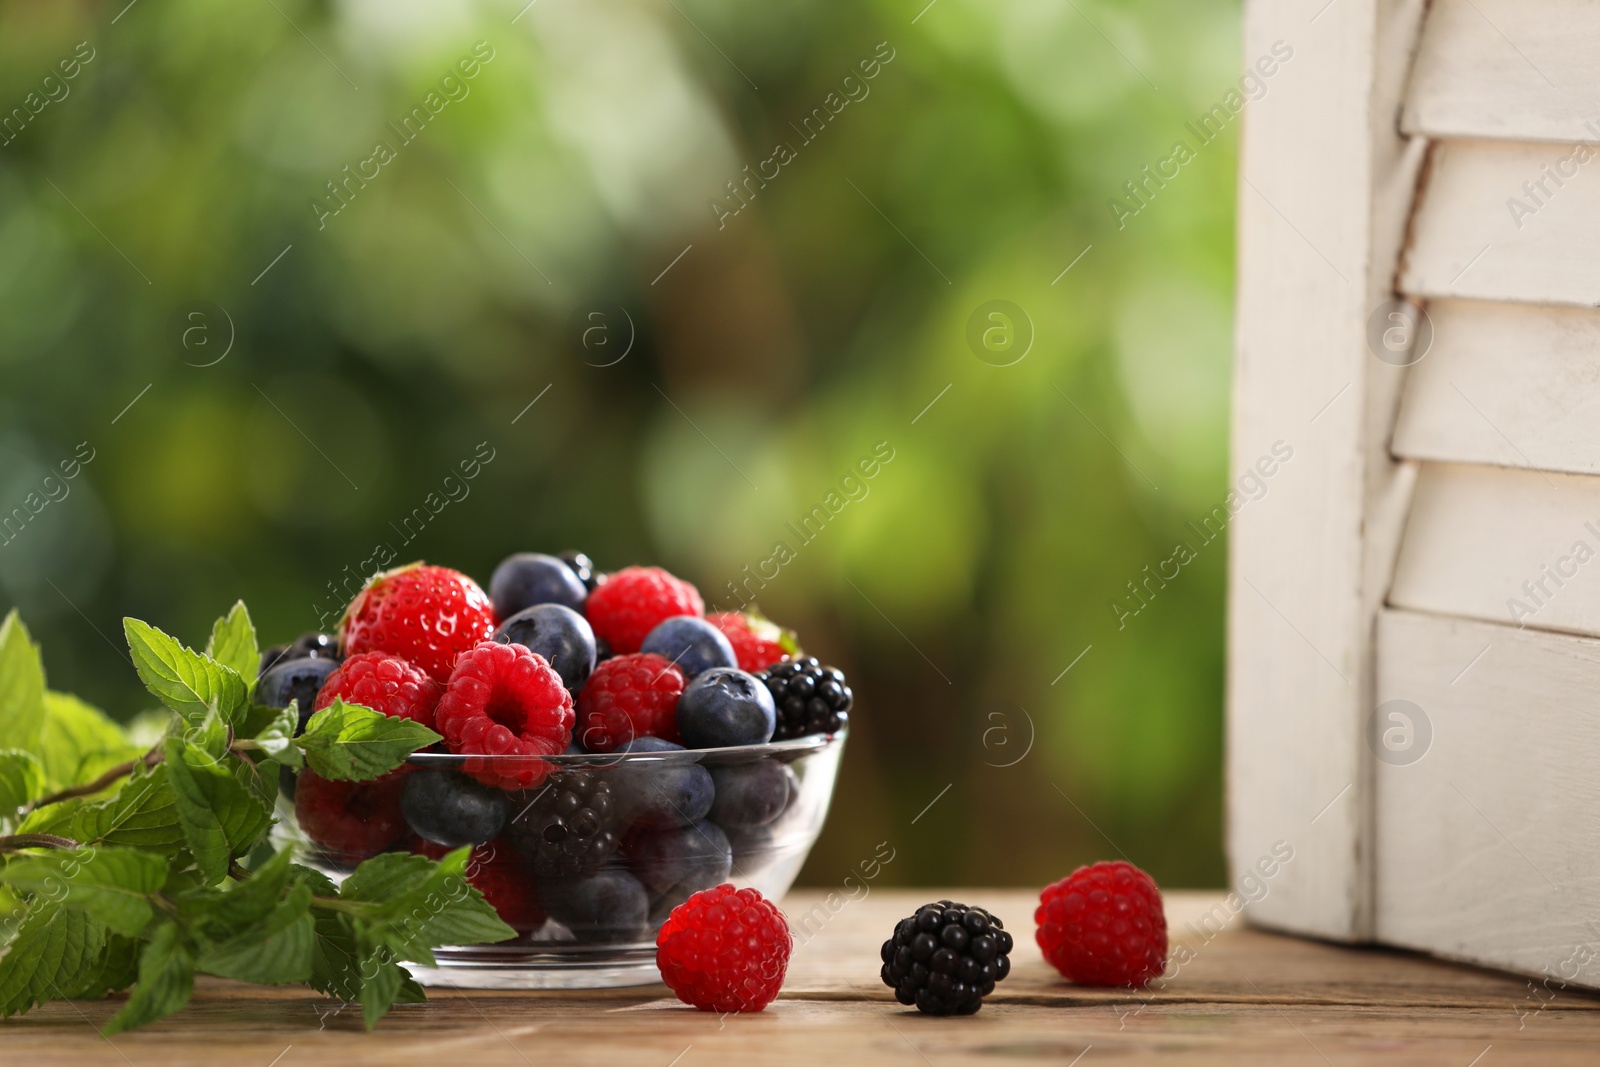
[274,716,847,988]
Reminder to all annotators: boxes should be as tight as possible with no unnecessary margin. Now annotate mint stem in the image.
[0,833,81,851]
[21,745,163,814]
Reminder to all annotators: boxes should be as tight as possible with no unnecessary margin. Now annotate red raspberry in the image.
[412,839,546,934]
[575,653,686,751]
[314,651,441,729]
[1035,860,1167,987]
[707,611,792,673]
[341,563,497,684]
[656,884,791,1013]
[584,566,703,655]
[295,768,409,864]
[434,641,574,790]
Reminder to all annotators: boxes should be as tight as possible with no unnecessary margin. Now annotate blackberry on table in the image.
[880,901,1013,1016]
[757,657,852,740]
[513,769,622,878]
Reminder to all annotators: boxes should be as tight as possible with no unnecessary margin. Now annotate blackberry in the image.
[558,550,602,593]
[513,769,622,877]
[757,657,852,740]
[880,901,1013,1016]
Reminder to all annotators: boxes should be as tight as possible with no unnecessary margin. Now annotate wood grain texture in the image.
[1389,462,1600,637]
[1392,299,1600,476]
[8,889,1600,1066]
[1375,609,1600,987]
[1229,0,1425,941]
[1400,139,1600,306]
[1402,0,1600,145]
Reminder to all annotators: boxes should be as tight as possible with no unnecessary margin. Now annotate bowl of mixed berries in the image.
[258,553,851,988]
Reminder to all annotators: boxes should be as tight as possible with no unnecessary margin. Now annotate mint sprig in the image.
[0,602,510,1033]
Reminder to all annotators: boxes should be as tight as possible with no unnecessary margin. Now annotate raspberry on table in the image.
[756,658,852,740]
[583,565,703,655]
[295,768,409,865]
[881,901,1012,1015]
[341,563,497,684]
[656,884,792,1013]
[314,651,442,729]
[575,652,686,752]
[510,768,622,878]
[707,611,791,673]
[1035,860,1167,988]
[435,641,575,790]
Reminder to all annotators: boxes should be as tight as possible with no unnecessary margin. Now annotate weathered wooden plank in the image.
[1403,0,1600,145]
[1400,139,1600,307]
[1375,609,1600,988]
[1230,0,1426,941]
[1392,299,1600,477]
[7,890,1600,1066]
[1389,462,1600,637]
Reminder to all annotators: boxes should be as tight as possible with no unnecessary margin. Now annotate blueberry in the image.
[541,868,649,943]
[675,668,776,748]
[613,737,714,827]
[708,759,794,828]
[724,822,777,868]
[494,603,597,692]
[257,656,339,734]
[291,631,339,660]
[640,616,737,679]
[258,644,290,678]
[626,819,732,896]
[489,552,589,617]
[557,550,601,592]
[401,769,508,848]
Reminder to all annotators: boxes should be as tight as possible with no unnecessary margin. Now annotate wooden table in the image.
[9,891,1599,1065]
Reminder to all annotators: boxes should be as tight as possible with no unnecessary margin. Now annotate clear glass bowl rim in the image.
[403,712,849,769]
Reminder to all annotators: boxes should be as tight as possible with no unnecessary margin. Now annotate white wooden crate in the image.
[1231,0,1600,985]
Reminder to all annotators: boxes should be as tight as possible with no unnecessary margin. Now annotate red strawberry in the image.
[707,611,795,673]
[341,563,497,684]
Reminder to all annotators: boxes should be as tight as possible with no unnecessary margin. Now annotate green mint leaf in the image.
[38,691,143,793]
[0,611,46,753]
[286,862,374,1003]
[122,708,175,750]
[342,849,515,964]
[297,699,439,781]
[252,703,303,769]
[177,846,296,933]
[204,601,259,691]
[0,750,44,812]
[0,901,107,1017]
[122,617,249,729]
[0,846,167,936]
[61,931,142,1001]
[103,921,194,1036]
[21,765,186,851]
[195,883,315,985]
[306,906,362,1001]
[162,740,275,884]
[357,947,415,1030]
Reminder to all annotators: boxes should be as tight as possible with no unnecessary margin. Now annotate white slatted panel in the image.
[1392,299,1600,476]
[1402,0,1600,144]
[1389,462,1600,638]
[1229,0,1428,942]
[1376,608,1600,986]
[1400,139,1600,306]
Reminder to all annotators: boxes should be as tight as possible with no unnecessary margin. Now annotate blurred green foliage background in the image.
[0,0,1239,888]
